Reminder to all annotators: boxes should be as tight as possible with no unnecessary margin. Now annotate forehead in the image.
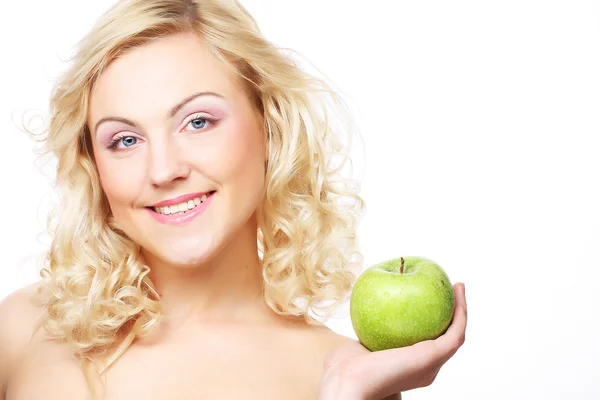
[88,32,241,122]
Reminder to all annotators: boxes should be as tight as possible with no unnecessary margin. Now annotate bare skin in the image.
[1,283,356,399]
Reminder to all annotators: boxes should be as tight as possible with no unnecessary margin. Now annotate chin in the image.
[151,249,217,269]
[151,236,223,268]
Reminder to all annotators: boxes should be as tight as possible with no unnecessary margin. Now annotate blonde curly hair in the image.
[29,0,364,396]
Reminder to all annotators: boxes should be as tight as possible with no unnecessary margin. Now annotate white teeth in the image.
[152,194,210,215]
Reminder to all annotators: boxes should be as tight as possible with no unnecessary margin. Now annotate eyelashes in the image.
[107,133,137,150]
[106,113,218,151]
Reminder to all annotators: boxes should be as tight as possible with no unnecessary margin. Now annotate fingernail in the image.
[461,283,466,295]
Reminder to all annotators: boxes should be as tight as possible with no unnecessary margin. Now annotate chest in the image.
[7,333,323,400]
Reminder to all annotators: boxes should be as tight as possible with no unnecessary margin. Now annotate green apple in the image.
[350,256,455,351]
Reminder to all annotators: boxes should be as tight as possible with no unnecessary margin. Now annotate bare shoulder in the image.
[308,322,357,350]
[293,319,358,372]
[0,282,46,394]
[302,322,357,374]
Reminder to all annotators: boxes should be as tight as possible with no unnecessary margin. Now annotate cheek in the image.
[221,124,264,185]
[195,117,264,184]
[94,156,143,212]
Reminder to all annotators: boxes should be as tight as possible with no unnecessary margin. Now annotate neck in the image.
[142,223,269,328]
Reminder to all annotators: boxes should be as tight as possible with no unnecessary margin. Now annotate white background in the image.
[1,1,599,399]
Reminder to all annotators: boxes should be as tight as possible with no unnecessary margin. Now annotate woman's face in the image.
[88,32,266,267]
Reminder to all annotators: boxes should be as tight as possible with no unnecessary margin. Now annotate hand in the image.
[318,283,467,400]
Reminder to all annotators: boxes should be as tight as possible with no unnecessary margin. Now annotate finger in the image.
[434,282,467,361]
[350,339,438,396]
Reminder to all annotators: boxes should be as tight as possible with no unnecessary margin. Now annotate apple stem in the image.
[400,257,404,274]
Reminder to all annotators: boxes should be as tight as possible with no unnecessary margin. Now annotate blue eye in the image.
[108,135,138,150]
[184,114,217,131]
[189,118,207,130]
[122,137,137,147]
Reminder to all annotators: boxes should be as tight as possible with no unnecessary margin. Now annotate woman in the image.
[0,0,467,399]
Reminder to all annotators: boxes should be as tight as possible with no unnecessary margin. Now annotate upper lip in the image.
[150,191,214,208]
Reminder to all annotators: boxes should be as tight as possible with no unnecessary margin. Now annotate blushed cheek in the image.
[95,157,142,217]
[222,124,265,187]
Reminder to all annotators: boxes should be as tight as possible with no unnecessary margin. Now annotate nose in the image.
[147,135,191,186]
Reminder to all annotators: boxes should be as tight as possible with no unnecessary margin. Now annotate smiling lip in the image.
[150,191,214,208]
[148,191,215,226]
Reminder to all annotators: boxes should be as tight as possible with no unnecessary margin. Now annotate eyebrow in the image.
[93,91,225,135]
